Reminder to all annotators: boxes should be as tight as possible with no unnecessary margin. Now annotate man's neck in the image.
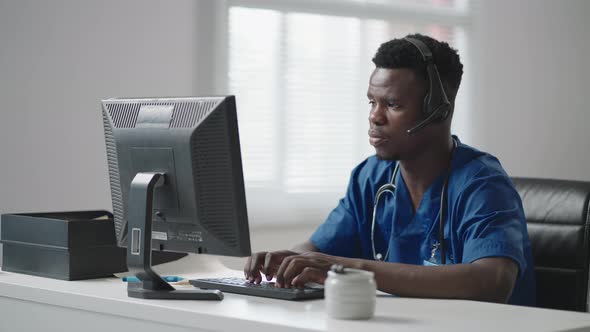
[399,135,455,211]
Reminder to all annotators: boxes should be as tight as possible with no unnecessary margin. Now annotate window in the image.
[221,0,473,224]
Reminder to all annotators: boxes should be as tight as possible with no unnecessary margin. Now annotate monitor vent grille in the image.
[105,100,220,128]
[102,110,126,245]
[171,101,218,128]
[105,103,141,128]
[192,110,239,248]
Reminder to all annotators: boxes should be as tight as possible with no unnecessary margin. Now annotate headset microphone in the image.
[404,37,451,135]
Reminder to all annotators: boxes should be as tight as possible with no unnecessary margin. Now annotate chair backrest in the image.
[512,177,590,311]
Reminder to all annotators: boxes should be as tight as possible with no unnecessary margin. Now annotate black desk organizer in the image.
[0,210,186,280]
[0,210,128,280]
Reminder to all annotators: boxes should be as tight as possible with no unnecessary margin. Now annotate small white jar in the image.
[325,267,376,320]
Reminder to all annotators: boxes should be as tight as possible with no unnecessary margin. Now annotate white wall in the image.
[1,1,590,263]
[471,0,590,181]
[0,0,205,214]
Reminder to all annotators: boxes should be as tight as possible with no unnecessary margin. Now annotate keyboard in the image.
[189,277,324,301]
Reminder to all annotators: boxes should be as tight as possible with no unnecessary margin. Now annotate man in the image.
[244,34,535,306]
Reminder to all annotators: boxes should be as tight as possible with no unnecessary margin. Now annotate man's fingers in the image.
[275,255,296,287]
[245,252,266,283]
[252,252,267,283]
[281,257,306,287]
[248,251,323,286]
[279,257,318,288]
[243,256,252,279]
[262,252,278,280]
[291,267,327,288]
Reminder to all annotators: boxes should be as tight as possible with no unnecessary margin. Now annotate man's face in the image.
[367,67,428,160]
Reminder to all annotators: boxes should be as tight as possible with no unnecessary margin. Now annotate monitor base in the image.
[125,172,223,301]
[127,284,223,300]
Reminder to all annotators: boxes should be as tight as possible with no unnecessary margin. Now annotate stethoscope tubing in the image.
[371,163,399,262]
[371,141,455,263]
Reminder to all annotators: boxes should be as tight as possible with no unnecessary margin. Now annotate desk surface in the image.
[1,254,590,332]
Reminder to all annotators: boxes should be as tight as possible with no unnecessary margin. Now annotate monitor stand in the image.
[125,172,223,300]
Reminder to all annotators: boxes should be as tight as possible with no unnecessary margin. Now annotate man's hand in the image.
[244,250,298,283]
[275,252,350,288]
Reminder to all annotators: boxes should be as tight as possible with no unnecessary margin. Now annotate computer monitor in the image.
[101,96,251,300]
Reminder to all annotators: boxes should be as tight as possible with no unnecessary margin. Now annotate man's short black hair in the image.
[372,33,463,100]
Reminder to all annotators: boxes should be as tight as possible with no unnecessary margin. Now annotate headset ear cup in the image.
[430,105,448,123]
[423,92,448,122]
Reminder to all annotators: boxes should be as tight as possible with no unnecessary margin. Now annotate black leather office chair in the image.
[512,177,590,312]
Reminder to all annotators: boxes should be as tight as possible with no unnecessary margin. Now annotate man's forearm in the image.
[352,257,517,303]
[291,240,319,254]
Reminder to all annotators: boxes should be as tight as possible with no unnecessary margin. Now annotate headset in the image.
[370,37,453,263]
[404,37,452,135]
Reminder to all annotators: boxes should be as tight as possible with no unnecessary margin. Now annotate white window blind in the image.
[228,8,282,183]
[225,0,473,224]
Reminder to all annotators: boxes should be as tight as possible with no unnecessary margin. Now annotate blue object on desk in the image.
[123,276,184,283]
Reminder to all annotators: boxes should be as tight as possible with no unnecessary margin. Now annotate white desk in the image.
[1,254,590,332]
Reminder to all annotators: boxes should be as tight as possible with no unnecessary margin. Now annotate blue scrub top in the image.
[310,137,536,306]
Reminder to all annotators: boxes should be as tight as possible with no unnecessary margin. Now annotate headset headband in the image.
[403,37,451,135]
[404,37,433,62]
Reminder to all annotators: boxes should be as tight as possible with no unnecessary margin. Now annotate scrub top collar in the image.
[388,135,483,236]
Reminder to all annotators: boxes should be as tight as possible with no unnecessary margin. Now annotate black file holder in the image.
[0,210,128,280]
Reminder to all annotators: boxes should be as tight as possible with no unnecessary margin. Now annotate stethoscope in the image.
[370,142,455,264]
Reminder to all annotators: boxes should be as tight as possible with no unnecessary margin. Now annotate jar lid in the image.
[327,267,374,280]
